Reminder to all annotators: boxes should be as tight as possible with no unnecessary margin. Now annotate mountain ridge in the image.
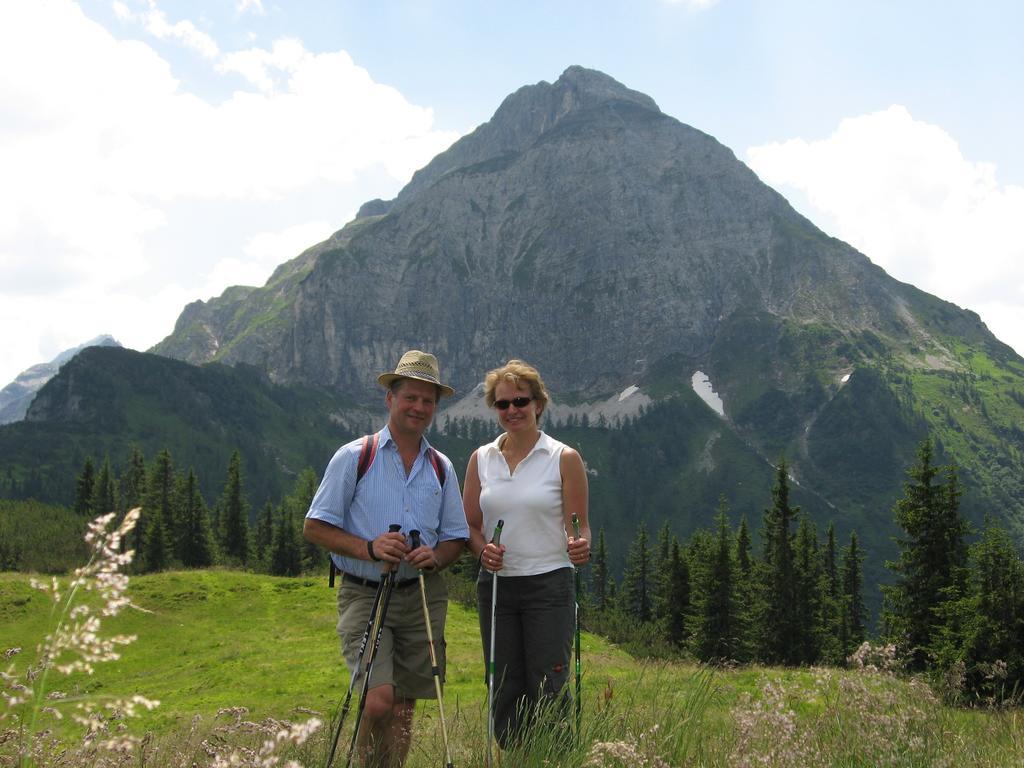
[0,335,121,425]
[5,66,1021,606]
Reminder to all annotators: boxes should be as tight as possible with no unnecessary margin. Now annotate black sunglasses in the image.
[494,396,533,410]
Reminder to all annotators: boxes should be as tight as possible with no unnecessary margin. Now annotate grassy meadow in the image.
[3,568,1024,767]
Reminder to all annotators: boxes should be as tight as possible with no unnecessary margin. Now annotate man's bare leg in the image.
[382,698,415,766]
[357,688,417,767]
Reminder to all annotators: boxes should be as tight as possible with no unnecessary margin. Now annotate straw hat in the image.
[377,350,455,397]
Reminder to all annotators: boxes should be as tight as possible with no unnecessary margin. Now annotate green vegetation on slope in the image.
[3,570,1023,767]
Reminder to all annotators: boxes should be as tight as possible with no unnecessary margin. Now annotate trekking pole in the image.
[486,519,504,768]
[410,530,455,768]
[341,524,402,768]
[325,572,387,768]
[571,512,583,737]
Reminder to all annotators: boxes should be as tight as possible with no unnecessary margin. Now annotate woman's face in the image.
[493,379,541,434]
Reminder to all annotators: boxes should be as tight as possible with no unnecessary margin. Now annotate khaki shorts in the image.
[337,570,448,699]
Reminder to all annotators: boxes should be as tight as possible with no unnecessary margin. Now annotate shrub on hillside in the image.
[0,500,87,573]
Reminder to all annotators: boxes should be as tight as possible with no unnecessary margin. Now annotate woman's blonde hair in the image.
[483,359,550,417]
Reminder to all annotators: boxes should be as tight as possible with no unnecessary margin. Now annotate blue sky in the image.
[1,0,1022,385]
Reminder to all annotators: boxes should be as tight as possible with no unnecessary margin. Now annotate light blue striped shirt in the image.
[306,425,468,581]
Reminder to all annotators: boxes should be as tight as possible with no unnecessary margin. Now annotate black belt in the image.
[340,571,420,590]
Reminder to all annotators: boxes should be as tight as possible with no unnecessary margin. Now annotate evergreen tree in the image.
[818,522,843,665]
[665,538,690,648]
[793,514,824,664]
[759,458,800,665]
[621,521,652,622]
[74,457,96,516]
[90,457,118,515]
[652,520,674,622]
[219,450,250,564]
[591,528,612,612]
[178,468,215,568]
[840,531,867,658]
[690,506,739,662]
[734,515,759,661]
[735,516,753,580]
[143,500,171,572]
[286,467,322,572]
[254,501,275,568]
[119,445,147,514]
[934,516,1024,702]
[882,440,970,669]
[270,506,303,576]
[140,449,174,570]
[824,523,839,605]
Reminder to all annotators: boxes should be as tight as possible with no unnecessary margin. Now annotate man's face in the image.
[386,378,439,438]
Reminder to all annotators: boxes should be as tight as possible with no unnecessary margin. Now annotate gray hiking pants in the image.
[477,567,574,748]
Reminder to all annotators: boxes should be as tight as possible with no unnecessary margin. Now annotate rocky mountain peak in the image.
[394,66,662,206]
[153,66,1014,409]
[0,334,121,424]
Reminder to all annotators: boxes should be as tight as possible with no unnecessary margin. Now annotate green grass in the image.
[3,569,1024,766]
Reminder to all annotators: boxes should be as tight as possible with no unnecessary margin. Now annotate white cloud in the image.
[143,6,220,59]
[203,219,336,294]
[0,0,461,384]
[236,0,265,16]
[747,106,1024,357]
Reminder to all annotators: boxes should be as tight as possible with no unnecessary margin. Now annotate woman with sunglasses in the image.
[463,358,591,750]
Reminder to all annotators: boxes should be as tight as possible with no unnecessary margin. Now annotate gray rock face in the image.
[0,335,121,424]
[151,66,999,403]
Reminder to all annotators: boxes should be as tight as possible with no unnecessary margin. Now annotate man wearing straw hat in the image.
[305,350,468,767]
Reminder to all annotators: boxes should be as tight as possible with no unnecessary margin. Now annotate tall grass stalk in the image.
[2,508,155,766]
[1,511,321,768]
[380,665,716,767]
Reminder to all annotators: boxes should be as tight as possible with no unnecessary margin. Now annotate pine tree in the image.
[254,501,275,569]
[270,506,303,576]
[621,521,652,622]
[90,457,118,515]
[286,467,322,572]
[690,505,738,662]
[819,522,843,664]
[591,528,612,612]
[119,445,146,514]
[733,515,759,661]
[665,538,690,649]
[74,457,96,516]
[143,500,171,572]
[735,516,753,580]
[840,531,867,658]
[759,458,800,665]
[793,514,824,664]
[219,450,250,565]
[882,440,970,669]
[178,468,215,568]
[934,516,1024,701]
[140,449,175,571]
[652,520,674,622]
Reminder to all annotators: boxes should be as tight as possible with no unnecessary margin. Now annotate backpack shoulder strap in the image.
[356,432,380,483]
[329,432,380,588]
[427,447,446,488]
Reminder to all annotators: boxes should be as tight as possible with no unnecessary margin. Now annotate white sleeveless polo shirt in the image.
[477,431,571,577]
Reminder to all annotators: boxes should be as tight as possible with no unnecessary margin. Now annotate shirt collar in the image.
[379,424,431,456]
[486,430,553,456]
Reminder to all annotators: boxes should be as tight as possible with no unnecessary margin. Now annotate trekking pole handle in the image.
[491,519,504,547]
[380,523,402,573]
[572,512,581,540]
[410,529,421,549]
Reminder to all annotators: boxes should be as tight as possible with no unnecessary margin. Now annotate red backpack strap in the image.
[356,432,380,482]
[330,432,379,588]
[427,447,446,488]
